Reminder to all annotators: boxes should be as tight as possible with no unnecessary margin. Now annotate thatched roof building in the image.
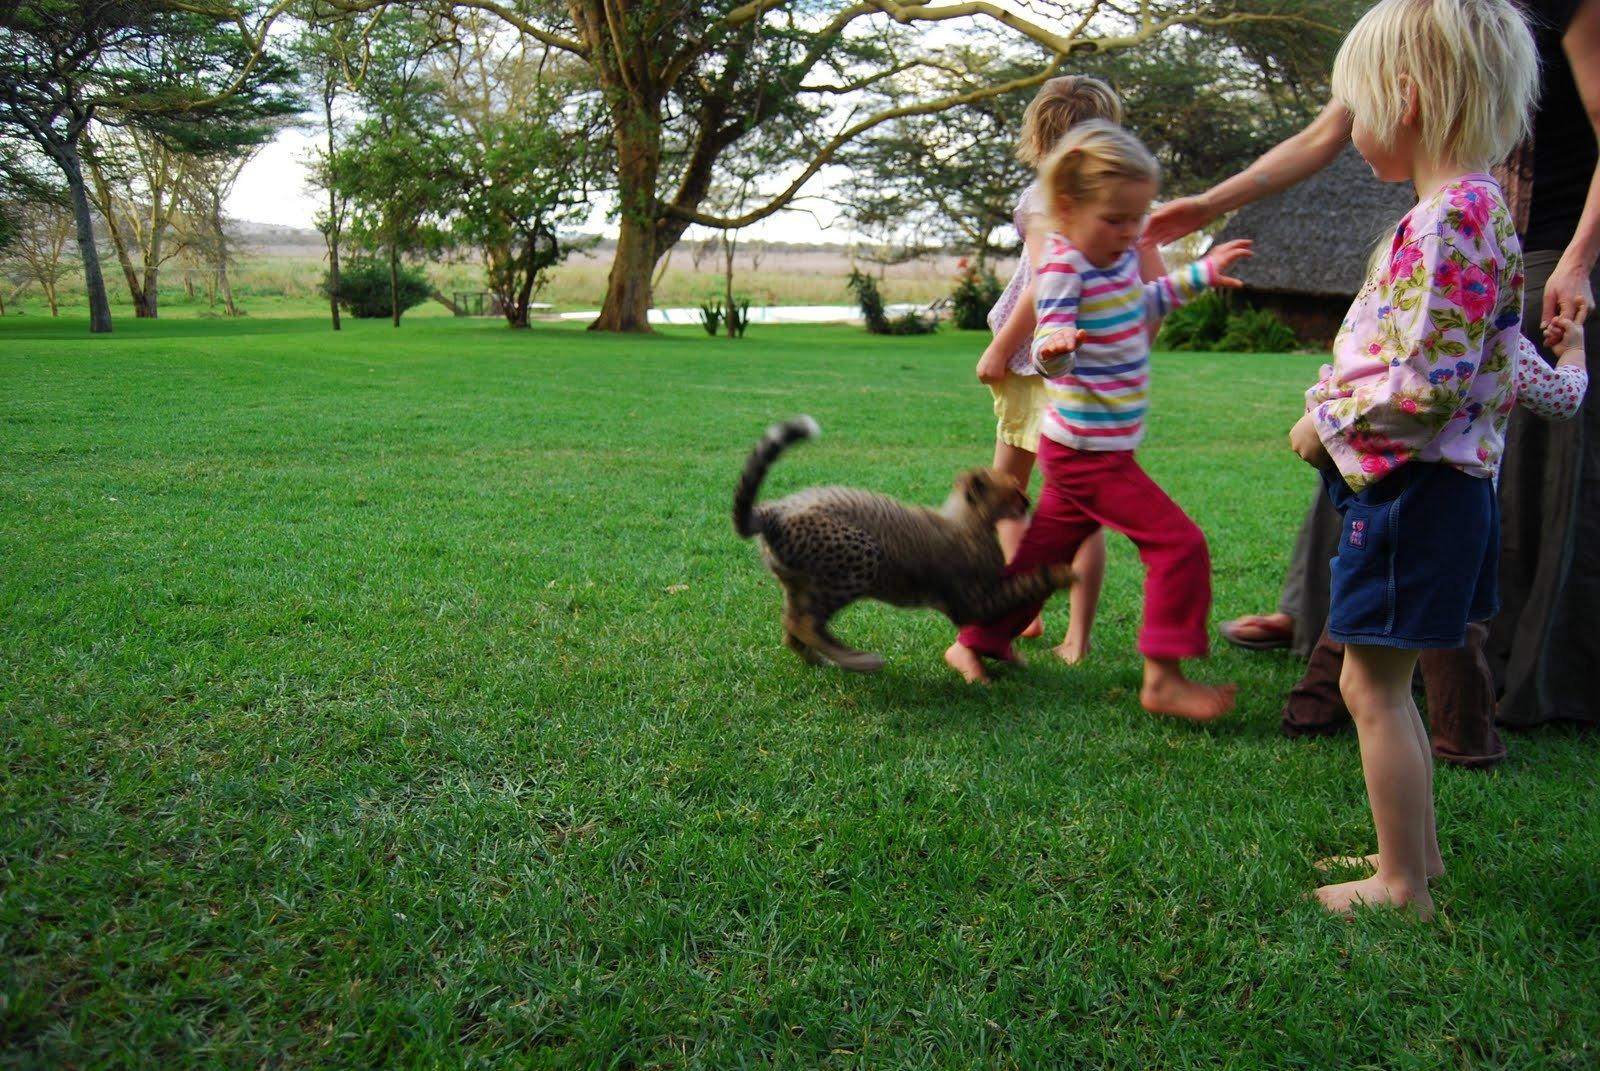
[1214,144,1417,344]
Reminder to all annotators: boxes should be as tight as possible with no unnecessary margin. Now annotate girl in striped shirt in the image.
[946,121,1253,724]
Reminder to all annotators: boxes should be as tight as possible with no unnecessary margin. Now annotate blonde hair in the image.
[1016,76,1123,165]
[1331,0,1538,170]
[1038,119,1160,214]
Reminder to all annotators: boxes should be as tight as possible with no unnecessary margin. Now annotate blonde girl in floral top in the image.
[1285,0,1540,921]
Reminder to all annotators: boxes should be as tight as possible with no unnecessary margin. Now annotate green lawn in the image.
[2,315,1596,1068]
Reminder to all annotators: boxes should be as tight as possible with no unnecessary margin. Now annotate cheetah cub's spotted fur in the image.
[733,416,1075,671]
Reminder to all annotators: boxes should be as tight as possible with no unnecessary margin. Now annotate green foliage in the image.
[1155,289,1231,351]
[1156,289,1300,353]
[848,268,937,336]
[1215,305,1301,354]
[727,297,751,338]
[698,299,724,336]
[323,258,432,320]
[950,261,1002,330]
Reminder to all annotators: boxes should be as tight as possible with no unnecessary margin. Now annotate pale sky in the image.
[225,126,850,245]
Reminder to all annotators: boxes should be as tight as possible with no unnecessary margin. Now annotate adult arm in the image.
[1543,0,1600,326]
[1143,101,1353,247]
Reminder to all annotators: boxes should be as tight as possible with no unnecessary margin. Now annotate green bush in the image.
[847,269,937,337]
[1154,286,1299,353]
[323,258,433,320]
[1154,288,1230,351]
[1214,306,1299,353]
[950,261,1002,330]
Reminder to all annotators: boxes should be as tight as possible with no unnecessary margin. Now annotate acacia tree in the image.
[326,9,457,327]
[315,1,1328,334]
[0,1,298,332]
[1,197,77,316]
[431,18,601,327]
[838,8,1359,266]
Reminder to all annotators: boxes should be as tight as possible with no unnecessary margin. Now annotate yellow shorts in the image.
[989,373,1044,453]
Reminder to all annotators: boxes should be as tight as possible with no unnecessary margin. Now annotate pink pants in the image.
[958,437,1213,661]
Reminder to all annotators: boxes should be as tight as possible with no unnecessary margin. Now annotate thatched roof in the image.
[1213,144,1417,299]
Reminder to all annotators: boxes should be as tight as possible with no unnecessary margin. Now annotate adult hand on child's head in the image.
[1143,196,1213,248]
[1541,252,1594,332]
[1204,239,1254,288]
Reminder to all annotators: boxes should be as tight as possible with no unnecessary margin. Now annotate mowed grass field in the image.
[2,313,1597,1068]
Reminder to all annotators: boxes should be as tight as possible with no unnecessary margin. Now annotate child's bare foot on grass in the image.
[1052,633,1090,665]
[1139,677,1236,721]
[1315,875,1435,920]
[1316,852,1445,881]
[945,642,1025,684]
[1021,616,1044,639]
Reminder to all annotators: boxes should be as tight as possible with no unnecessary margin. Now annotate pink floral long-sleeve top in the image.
[1307,175,1524,491]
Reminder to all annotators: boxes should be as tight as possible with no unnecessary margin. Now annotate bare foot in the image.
[1316,852,1445,881]
[1139,677,1236,722]
[1052,634,1090,666]
[1021,616,1044,639]
[1315,874,1435,920]
[944,642,990,684]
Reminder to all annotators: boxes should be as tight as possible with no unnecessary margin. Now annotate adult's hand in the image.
[1143,197,1214,248]
[1542,253,1595,329]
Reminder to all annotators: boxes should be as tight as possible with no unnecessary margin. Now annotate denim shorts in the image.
[1321,462,1499,649]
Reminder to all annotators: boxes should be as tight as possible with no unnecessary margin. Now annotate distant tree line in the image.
[1,1,1357,335]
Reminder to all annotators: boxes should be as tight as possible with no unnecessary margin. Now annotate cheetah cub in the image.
[733,416,1075,672]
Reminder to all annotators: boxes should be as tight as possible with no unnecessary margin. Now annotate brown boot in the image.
[1418,622,1507,768]
[1281,628,1352,737]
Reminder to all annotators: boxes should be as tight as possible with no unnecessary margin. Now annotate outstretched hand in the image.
[1143,196,1213,248]
[1036,328,1087,376]
[1203,239,1254,289]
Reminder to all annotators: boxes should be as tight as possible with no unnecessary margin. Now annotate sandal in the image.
[1219,614,1294,651]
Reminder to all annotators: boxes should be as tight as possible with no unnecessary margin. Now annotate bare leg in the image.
[1315,643,1436,920]
[992,440,1043,637]
[1055,528,1106,664]
[1321,708,1443,878]
[1139,657,1236,722]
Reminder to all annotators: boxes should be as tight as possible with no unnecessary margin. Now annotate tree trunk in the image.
[388,243,401,328]
[323,88,342,332]
[184,271,195,300]
[219,261,236,317]
[58,144,112,333]
[591,116,660,333]
[45,282,58,316]
[507,239,535,329]
[723,233,737,337]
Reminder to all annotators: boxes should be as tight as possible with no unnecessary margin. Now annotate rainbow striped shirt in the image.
[1032,238,1216,451]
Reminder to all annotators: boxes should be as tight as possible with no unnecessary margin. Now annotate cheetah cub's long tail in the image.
[733,416,820,538]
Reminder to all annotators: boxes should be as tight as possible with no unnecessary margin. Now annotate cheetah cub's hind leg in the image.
[777,525,886,672]
[790,588,886,673]
[781,588,828,666]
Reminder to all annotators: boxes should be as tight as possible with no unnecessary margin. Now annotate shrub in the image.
[847,269,937,336]
[950,261,1002,330]
[323,257,433,320]
[1154,287,1299,353]
[1214,306,1299,353]
[698,299,723,336]
[1154,288,1229,351]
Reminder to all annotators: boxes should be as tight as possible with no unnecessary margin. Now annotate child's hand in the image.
[1543,314,1587,364]
[1203,239,1254,289]
[1290,412,1334,470]
[976,346,1010,385]
[1035,328,1087,377]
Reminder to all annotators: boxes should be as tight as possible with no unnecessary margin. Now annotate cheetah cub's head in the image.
[946,467,1030,526]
